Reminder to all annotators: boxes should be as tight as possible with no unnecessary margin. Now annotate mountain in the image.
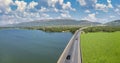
[105,20,120,26]
[9,19,101,27]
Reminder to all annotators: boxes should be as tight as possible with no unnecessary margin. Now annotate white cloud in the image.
[58,0,64,5]
[61,13,71,18]
[0,0,13,13]
[85,10,90,13]
[22,12,40,18]
[48,0,58,7]
[39,7,59,13]
[107,0,113,8]
[41,13,50,17]
[95,0,113,12]
[62,2,71,9]
[54,8,59,12]
[0,0,13,6]
[0,11,52,26]
[39,7,49,12]
[0,15,19,25]
[82,13,109,23]
[110,15,115,18]
[62,2,76,11]
[48,0,64,7]
[1,20,15,25]
[84,13,97,21]
[0,9,2,13]
[77,0,86,6]
[60,11,71,18]
[96,12,99,14]
[28,1,38,9]
[115,8,120,15]
[115,8,119,12]
[5,7,11,14]
[92,0,97,3]
[95,3,108,12]
[0,0,76,25]
[15,1,27,12]
[117,5,120,8]
[47,0,75,11]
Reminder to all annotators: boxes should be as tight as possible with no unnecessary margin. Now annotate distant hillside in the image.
[9,19,101,27]
[105,20,120,26]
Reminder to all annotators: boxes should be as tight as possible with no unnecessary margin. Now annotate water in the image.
[0,29,73,63]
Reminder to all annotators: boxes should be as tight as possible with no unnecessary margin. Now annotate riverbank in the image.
[1,26,120,33]
[20,26,81,33]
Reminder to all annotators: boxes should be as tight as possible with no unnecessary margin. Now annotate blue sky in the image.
[0,0,120,25]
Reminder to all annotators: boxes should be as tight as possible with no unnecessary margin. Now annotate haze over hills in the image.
[105,20,120,26]
[3,19,120,27]
[8,19,102,27]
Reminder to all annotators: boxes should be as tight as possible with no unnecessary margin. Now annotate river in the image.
[0,29,72,63]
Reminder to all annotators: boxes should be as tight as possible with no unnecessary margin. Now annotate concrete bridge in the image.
[57,27,87,63]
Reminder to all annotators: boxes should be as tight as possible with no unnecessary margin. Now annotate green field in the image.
[81,32,120,63]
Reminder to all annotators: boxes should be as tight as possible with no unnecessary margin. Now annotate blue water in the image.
[0,29,72,63]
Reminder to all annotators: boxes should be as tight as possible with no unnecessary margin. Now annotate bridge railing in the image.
[57,29,81,63]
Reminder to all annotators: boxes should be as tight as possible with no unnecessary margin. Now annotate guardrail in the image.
[57,29,82,63]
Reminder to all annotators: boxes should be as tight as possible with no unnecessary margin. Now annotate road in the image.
[57,29,82,63]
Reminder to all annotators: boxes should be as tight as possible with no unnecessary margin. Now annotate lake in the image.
[0,29,73,63]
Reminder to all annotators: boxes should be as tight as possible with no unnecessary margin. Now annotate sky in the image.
[0,0,120,26]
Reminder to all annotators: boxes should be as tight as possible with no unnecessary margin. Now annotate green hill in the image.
[9,19,101,27]
[105,20,120,26]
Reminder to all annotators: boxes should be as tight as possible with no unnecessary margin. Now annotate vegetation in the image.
[83,26,120,33]
[0,27,14,29]
[23,26,81,33]
[1,26,120,33]
[105,20,120,26]
[81,32,120,63]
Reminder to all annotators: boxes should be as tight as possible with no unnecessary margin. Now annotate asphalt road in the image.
[57,30,82,63]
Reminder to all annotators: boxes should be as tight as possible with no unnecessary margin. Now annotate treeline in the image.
[24,26,81,33]
[3,26,120,33]
[0,27,14,29]
[83,26,120,33]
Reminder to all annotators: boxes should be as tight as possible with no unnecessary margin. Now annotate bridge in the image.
[57,27,87,63]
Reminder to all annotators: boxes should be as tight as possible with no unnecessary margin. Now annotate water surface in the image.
[0,29,72,63]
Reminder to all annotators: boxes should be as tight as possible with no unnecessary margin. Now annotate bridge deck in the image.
[57,30,82,63]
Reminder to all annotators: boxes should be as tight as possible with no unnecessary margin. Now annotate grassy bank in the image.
[81,32,120,63]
